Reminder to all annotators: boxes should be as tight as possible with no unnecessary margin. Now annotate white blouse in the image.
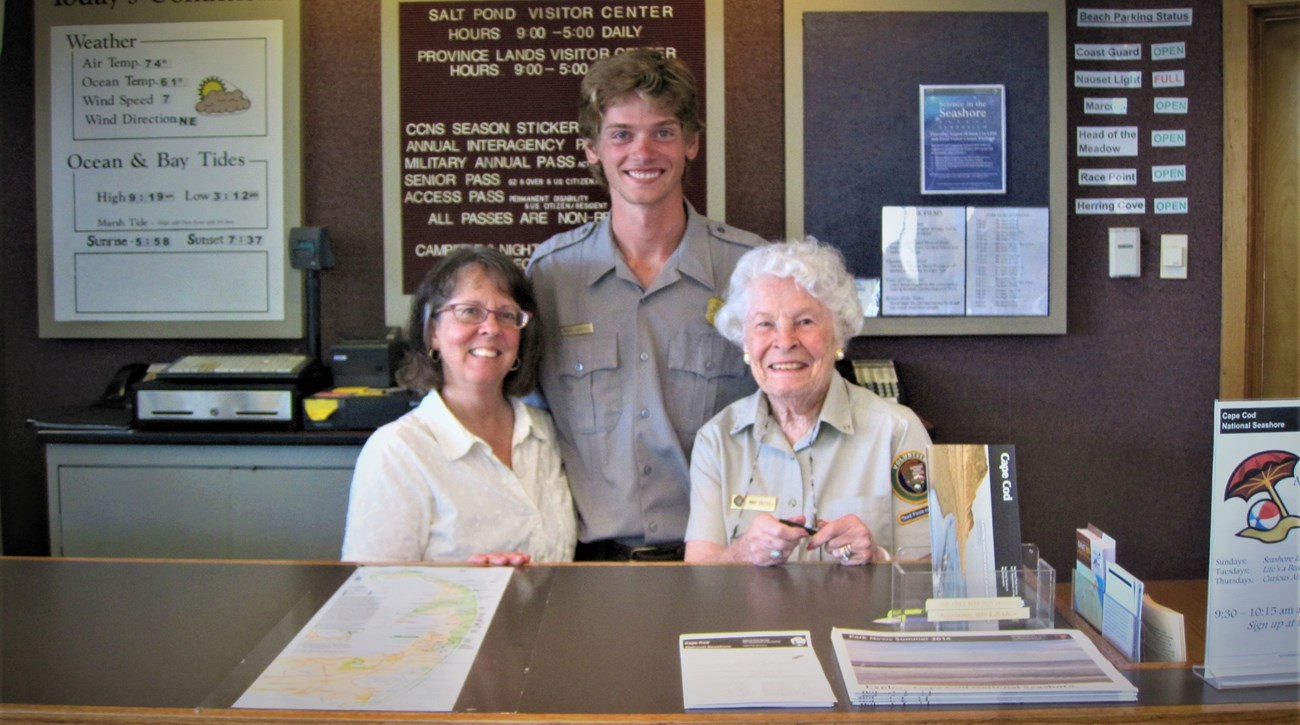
[341,390,576,563]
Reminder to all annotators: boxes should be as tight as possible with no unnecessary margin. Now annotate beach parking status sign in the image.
[1201,400,1300,689]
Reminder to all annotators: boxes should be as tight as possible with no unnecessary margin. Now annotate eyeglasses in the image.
[435,303,532,330]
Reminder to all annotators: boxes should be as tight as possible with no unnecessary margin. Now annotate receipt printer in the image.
[329,328,403,388]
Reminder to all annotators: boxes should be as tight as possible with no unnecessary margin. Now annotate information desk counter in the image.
[2,558,1297,724]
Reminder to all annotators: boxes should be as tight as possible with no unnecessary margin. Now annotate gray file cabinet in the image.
[45,438,363,559]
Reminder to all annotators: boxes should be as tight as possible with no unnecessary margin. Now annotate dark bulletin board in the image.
[785,0,1066,335]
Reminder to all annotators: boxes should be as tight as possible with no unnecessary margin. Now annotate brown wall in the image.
[1,1,1222,580]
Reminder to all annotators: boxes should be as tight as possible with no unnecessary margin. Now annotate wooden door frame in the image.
[1221,0,1297,398]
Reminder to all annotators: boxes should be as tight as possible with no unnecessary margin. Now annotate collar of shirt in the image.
[415,389,548,462]
[583,201,720,292]
[731,376,857,447]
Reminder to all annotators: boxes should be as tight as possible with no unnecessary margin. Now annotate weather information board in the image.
[47,19,289,323]
[385,0,710,298]
[1201,400,1300,689]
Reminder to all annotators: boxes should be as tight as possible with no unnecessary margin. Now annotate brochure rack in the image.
[891,543,1055,631]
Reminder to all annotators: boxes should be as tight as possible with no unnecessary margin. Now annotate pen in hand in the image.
[778,518,819,535]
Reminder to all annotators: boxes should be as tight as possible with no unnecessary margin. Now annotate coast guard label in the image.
[1075,43,1142,61]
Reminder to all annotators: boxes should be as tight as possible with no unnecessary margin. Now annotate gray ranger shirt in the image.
[527,204,763,545]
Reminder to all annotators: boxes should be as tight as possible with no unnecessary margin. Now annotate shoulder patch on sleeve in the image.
[891,450,928,504]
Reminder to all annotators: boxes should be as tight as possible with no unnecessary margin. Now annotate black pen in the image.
[778,518,819,535]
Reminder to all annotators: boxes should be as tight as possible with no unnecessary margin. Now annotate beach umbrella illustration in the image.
[1226,450,1299,542]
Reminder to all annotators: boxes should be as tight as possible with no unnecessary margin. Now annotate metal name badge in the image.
[730,494,777,512]
[559,322,595,336]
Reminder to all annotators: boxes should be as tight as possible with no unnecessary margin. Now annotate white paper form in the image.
[964,207,1049,316]
[235,566,512,712]
[679,631,836,709]
[881,206,966,316]
[1101,560,1144,661]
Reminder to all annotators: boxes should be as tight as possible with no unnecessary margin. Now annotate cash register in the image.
[133,353,331,429]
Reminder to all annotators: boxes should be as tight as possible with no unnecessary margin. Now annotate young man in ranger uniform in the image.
[528,49,765,561]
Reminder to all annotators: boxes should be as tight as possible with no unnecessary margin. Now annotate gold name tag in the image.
[730,494,777,512]
[560,322,595,336]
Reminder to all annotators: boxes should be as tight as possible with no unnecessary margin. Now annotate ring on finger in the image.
[839,544,852,563]
[769,549,782,559]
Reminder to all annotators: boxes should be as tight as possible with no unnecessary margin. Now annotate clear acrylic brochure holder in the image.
[890,543,1055,631]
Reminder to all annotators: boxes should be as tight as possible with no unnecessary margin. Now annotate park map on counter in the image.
[235,566,512,711]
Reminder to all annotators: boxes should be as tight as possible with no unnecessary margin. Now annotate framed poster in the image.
[920,84,1007,195]
[381,0,723,327]
[35,1,303,339]
[785,0,1066,336]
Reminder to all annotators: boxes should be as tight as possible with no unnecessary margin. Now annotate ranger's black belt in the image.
[575,540,686,562]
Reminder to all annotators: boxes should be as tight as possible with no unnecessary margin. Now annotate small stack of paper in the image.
[925,596,1030,622]
[679,631,836,709]
[1101,560,1145,661]
[831,627,1137,705]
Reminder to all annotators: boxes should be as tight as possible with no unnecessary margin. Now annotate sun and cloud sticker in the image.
[1226,449,1300,544]
[195,76,251,115]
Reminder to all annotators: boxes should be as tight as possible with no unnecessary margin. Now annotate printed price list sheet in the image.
[385,0,710,296]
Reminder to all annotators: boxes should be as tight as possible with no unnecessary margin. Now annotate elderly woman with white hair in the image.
[684,238,932,567]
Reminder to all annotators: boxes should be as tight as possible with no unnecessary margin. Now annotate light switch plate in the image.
[1160,234,1188,279]
[1109,227,1141,278]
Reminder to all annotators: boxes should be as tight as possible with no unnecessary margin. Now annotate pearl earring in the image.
[743,351,751,364]
[835,348,845,361]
